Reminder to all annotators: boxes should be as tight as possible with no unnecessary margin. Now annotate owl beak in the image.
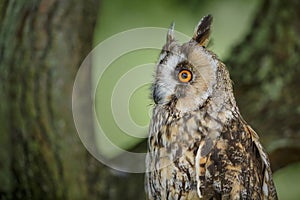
[192,14,213,47]
[152,83,161,104]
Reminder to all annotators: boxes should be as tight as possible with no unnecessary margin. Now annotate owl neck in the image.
[205,65,238,123]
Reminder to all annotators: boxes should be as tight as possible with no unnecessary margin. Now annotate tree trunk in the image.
[226,0,300,171]
[0,0,97,198]
[0,1,145,199]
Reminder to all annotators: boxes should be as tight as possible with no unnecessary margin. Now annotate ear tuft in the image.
[166,22,175,44]
[193,15,213,47]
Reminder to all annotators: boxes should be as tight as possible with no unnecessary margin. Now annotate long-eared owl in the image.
[145,15,278,200]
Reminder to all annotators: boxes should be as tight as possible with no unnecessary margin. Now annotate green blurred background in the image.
[93,0,300,199]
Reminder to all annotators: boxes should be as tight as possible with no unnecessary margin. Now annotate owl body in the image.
[145,15,277,200]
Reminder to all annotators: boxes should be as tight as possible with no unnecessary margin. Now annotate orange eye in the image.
[178,69,192,83]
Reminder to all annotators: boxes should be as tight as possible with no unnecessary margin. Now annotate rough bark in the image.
[226,0,300,171]
[0,0,97,198]
[0,0,144,199]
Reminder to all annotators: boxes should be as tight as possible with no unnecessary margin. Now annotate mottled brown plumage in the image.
[145,15,278,200]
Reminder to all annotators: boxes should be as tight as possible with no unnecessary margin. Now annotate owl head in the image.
[152,15,234,114]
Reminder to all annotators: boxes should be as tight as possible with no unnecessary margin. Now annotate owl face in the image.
[152,15,219,114]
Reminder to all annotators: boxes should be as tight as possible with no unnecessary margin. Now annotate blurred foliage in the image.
[273,162,300,199]
[94,0,259,58]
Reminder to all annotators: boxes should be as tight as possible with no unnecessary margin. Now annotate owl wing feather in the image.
[195,116,278,200]
[246,124,278,200]
[195,136,217,199]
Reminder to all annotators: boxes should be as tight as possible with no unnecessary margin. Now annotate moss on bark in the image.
[226,0,300,171]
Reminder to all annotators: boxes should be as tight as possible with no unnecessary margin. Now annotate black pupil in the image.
[181,72,188,79]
